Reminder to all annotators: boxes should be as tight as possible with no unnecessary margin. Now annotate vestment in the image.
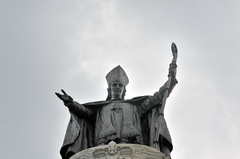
[60,79,177,159]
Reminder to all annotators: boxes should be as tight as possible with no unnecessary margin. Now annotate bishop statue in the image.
[56,43,178,159]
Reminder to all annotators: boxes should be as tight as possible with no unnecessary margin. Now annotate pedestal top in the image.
[70,141,170,159]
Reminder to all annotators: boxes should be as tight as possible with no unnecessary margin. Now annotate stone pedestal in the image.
[70,141,170,159]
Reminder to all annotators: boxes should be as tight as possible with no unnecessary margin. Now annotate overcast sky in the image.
[1,0,240,159]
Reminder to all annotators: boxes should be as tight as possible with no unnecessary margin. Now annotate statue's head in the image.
[105,65,129,101]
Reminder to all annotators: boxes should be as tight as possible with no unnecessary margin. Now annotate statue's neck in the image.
[110,98,123,101]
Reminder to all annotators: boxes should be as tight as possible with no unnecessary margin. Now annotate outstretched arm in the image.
[138,65,177,115]
[151,42,178,107]
[139,42,178,113]
[149,63,178,107]
[55,89,92,118]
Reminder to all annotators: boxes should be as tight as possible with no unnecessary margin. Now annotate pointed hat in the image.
[106,65,129,86]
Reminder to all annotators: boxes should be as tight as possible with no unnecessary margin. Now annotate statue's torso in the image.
[95,101,142,145]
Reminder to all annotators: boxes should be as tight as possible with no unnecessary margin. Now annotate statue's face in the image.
[110,82,124,100]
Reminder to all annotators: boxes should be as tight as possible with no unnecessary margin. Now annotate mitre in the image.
[106,65,129,86]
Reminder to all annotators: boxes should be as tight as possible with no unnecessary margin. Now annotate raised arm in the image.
[138,65,177,116]
[55,89,92,118]
[139,42,178,114]
[150,42,178,108]
[150,72,177,106]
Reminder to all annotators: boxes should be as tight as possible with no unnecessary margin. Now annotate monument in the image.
[56,43,178,159]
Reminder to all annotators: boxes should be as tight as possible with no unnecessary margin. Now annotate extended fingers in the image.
[55,92,63,99]
[61,89,68,95]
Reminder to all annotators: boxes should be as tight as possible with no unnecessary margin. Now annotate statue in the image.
[56,43,178,159]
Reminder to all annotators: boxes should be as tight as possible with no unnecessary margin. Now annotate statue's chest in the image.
[102,102,135,115]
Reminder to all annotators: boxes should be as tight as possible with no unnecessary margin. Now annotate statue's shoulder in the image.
[82,100,110,108]
[126,95,151,103]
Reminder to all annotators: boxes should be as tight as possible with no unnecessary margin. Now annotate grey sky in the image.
[1,0,240,158]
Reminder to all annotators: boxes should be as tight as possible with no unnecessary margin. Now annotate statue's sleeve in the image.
[149,78,177,152]
[66,101,92,118]
[151,78,178,106]
[138,78,178,115]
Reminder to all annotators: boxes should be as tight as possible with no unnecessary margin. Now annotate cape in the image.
[60,96,173,159]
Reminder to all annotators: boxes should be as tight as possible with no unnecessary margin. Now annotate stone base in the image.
[70,141,170,159]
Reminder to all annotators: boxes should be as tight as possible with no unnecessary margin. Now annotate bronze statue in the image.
[56,43,178,159]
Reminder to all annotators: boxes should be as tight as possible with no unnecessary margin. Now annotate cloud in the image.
[1,0,240,158]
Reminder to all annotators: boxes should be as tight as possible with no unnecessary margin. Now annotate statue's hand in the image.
[168,63,177,78]
[55,89,73,105]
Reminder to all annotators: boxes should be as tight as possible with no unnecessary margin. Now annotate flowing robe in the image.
[60,78,177,159]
